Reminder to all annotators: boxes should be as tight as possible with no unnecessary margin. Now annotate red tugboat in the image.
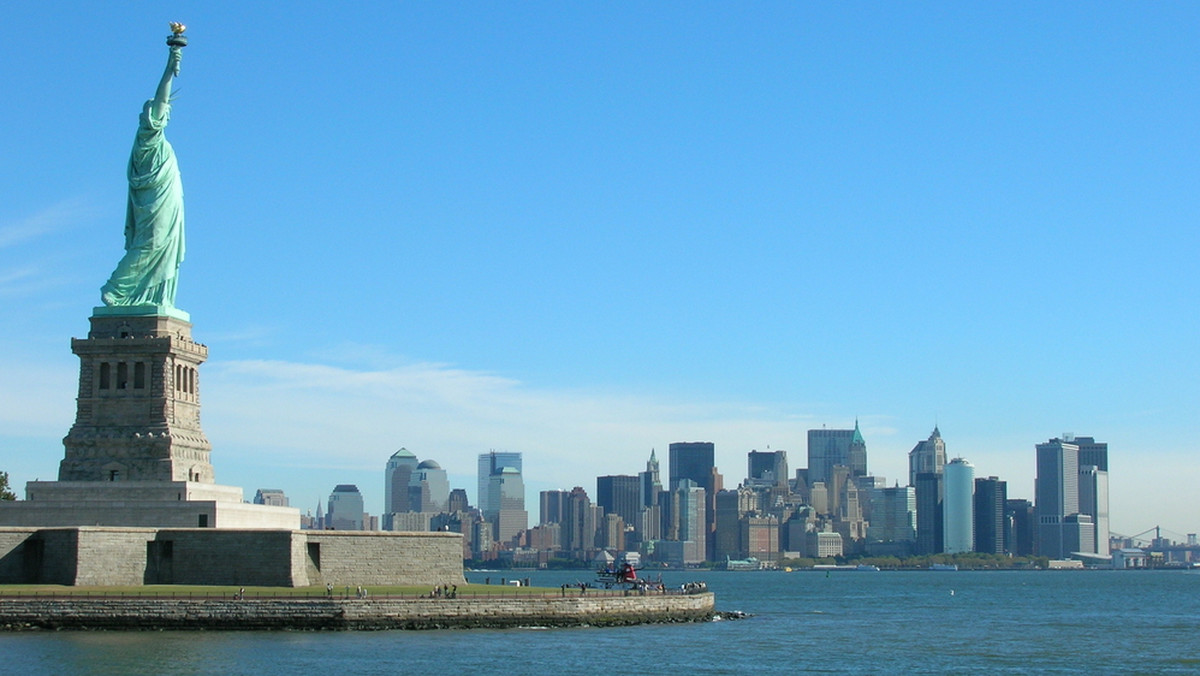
[595,561,640,589]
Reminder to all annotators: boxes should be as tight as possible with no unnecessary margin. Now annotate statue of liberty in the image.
[100,25,188,312]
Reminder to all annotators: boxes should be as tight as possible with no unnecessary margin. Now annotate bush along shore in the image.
[0,588,717,631]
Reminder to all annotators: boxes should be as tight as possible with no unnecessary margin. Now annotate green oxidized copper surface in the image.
[98,30,189,321]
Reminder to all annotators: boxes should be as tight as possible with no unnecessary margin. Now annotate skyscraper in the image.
[253,489,288,507]
[1063,513,1096,554]
[539,489,568,525]
[1074,436,1110,556]
[327,484,364,531]
[867,485,917,548]
[447,488,469,513]
[1035,437,1080,559]
[810,481,829,515]
[1079,465,1110,556]
[828,464,851,519]
[747,450,789,490]
[562,486,595,556]
[1005,499,1035,556]
[384,448,419,514]
[669,441,720,560]
[713,488,743,560]
[943,458,974,554]
[477,451,522,513]
[598,512,625,551]
[638,449,662,508]
[1074,436,1108,471]
[914,471,944,554]
[408,459,450,513]
[974,476,1007,555]
[807,421,867,485]
[487,467,526,544]
[908,427,946,487]
[596,475,640,528]
[676,479,707,565]
[741,515,780,562]
[669,442,715,489]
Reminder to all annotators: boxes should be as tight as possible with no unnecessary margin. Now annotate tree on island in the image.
[0,471,16,501]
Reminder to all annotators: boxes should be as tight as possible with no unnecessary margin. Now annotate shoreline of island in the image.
[0,592,716,631]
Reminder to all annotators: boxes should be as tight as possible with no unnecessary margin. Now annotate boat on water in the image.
[930,563,959,571]
[595,561,642,588]
[724,556,764,571]
[856,564,881,571]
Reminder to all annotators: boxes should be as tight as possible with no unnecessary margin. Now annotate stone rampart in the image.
[305,531,465,587]
[0,530,39,582]
[0,528,465,587]
[0,592,715,630]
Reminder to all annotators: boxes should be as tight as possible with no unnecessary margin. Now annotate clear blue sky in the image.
[2,3,1197,539]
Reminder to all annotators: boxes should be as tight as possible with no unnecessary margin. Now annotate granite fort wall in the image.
[304,531,465,587]
[0,530,38,583]
[73,529,158,586]
[151,530,300,587]
[0,593,715,630]
[0,528,154,585]
[0,528,464,587]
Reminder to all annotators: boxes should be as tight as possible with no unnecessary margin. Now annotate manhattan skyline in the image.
[1,4,1197,537]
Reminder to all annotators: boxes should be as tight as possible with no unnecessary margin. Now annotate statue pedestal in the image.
[93,304,190,322]
[1,481,300,529]
[61,314,212,483]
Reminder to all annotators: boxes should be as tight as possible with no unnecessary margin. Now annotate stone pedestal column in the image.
[59,314,213,483]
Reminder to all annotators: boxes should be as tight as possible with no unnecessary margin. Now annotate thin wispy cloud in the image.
[0,199,98,249]
[0,198,105,301]
[0,266,39,285]
[200,357,824,493]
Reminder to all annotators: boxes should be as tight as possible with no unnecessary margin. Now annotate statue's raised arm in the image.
[100,26,189,313]
[151,47,182,120]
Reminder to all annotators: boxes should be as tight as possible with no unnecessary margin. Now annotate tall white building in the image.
[1079,465,1110,556]
[943,458,974,554]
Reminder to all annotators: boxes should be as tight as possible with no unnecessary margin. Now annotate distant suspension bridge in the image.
[1110,526,1199,565]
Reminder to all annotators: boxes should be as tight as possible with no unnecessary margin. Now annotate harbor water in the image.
[4,569,1198,674]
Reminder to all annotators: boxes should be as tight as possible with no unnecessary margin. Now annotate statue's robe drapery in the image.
[101,101,185,307]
